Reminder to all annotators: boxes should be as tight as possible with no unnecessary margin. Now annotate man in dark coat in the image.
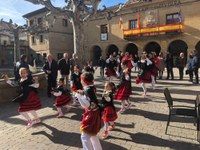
[192,50,199,84]
[58,53,70,87]
[98,56,105,78]
[43,54,58,97]
[165,51,174,80]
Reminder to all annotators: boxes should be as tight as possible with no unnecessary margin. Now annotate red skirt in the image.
[80,109,102,135]
[136,71,151,84]
[55,94,72,107]
[114,81,132,100]
[71,84,82,92]
[18,91,41,112]
[102,106,118,122]
[151,67,158,77]
[106,68,116,77]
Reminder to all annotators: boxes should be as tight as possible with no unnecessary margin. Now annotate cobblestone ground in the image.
[0,68,200,150]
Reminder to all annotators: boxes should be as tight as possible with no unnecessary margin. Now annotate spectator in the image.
[187,52,193,82]
[165,51,174,80]
[98,56,106,78]
[58,53,70,88]
[133,54,140,71]
[192,50,199,84]
[43,54,58,97]
[177,52,186,80]
[70,53,78,73]
[157,52,165,79]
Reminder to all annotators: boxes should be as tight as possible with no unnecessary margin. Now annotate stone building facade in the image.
[0,20,29,67]
[23,0,200,66]
[23,7,73,62]
[84,0,200,65]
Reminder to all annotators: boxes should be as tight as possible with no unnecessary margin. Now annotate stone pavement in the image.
[0,68,200,150]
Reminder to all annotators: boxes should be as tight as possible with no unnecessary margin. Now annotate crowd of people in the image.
[1,49,200,150]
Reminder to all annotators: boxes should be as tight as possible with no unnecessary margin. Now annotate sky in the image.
[0,0,127,25]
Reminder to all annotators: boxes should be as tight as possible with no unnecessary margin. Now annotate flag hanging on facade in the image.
[119,15,123,30]
[137,12,141,29]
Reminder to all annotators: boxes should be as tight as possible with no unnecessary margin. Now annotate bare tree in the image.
[25,0,130,64]
[25,0,101,63]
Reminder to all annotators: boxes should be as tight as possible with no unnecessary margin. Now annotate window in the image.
[100,25,108,33]
[37,17,42,25]
[166,13,181,24]
[129,19,138,29]
[62,19,68,27]
[30,20,34,26]
[166,13,181,34]
[39,35,44,43]
[31,36,35,44]
[100,24,108,41]
[3,40,7,45]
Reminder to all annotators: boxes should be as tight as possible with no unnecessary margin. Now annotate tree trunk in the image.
[72,20,85,66]
[13,28,20,63]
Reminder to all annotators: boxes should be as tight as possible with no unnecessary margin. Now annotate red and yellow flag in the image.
[119,15,123,30]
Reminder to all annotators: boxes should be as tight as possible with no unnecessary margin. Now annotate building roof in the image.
[23,7,49,18]
[0,20,15,31]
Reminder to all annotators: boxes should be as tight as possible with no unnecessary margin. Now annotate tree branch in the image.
[25,0,73,18]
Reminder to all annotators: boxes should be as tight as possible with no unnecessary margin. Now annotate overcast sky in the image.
[0,0,127,25]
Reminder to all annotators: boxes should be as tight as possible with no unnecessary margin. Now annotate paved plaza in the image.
[0,68,200,150]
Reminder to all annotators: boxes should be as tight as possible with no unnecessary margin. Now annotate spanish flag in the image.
[119,15,123,30]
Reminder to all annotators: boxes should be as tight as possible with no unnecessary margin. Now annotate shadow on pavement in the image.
[32,123,127,150]
[109,128,200,150]
[123,108,195,124]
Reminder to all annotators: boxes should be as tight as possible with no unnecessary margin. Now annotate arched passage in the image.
[125,43,138,56]
[195,41,200,53]
[168,40,188,66]
[144,42,161,55]
[91,45,102,65]
[107,44,119,57]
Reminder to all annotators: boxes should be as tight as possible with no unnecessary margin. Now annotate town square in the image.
[0,0,200,150]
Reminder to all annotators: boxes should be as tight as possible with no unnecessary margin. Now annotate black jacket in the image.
[58,58,70,75]
[43,59,58,78]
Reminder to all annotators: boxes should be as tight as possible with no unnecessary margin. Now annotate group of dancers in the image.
[2,51,158,150]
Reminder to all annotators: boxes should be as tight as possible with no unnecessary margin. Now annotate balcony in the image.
[123,23,183,39]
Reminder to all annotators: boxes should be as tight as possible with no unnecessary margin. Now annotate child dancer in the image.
[85,60,95,74]
[51,78,72,118]
[70,65,83,105]
[101,82,118,139]
[4,68,41,129]
[105,54,118,82]
[136,54,152,97]
[75,72,102,150]
[114,61,132,113]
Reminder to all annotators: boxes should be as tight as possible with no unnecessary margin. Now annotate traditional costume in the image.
[70,72,83,92]
[53,85,72,108]
[8,77,41,112]
[6,77,41,129]
[75,85,102,150]
[114,71,132,100]
[102,91,117,122]
[105,58,118,77]
[136,59,152,84]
